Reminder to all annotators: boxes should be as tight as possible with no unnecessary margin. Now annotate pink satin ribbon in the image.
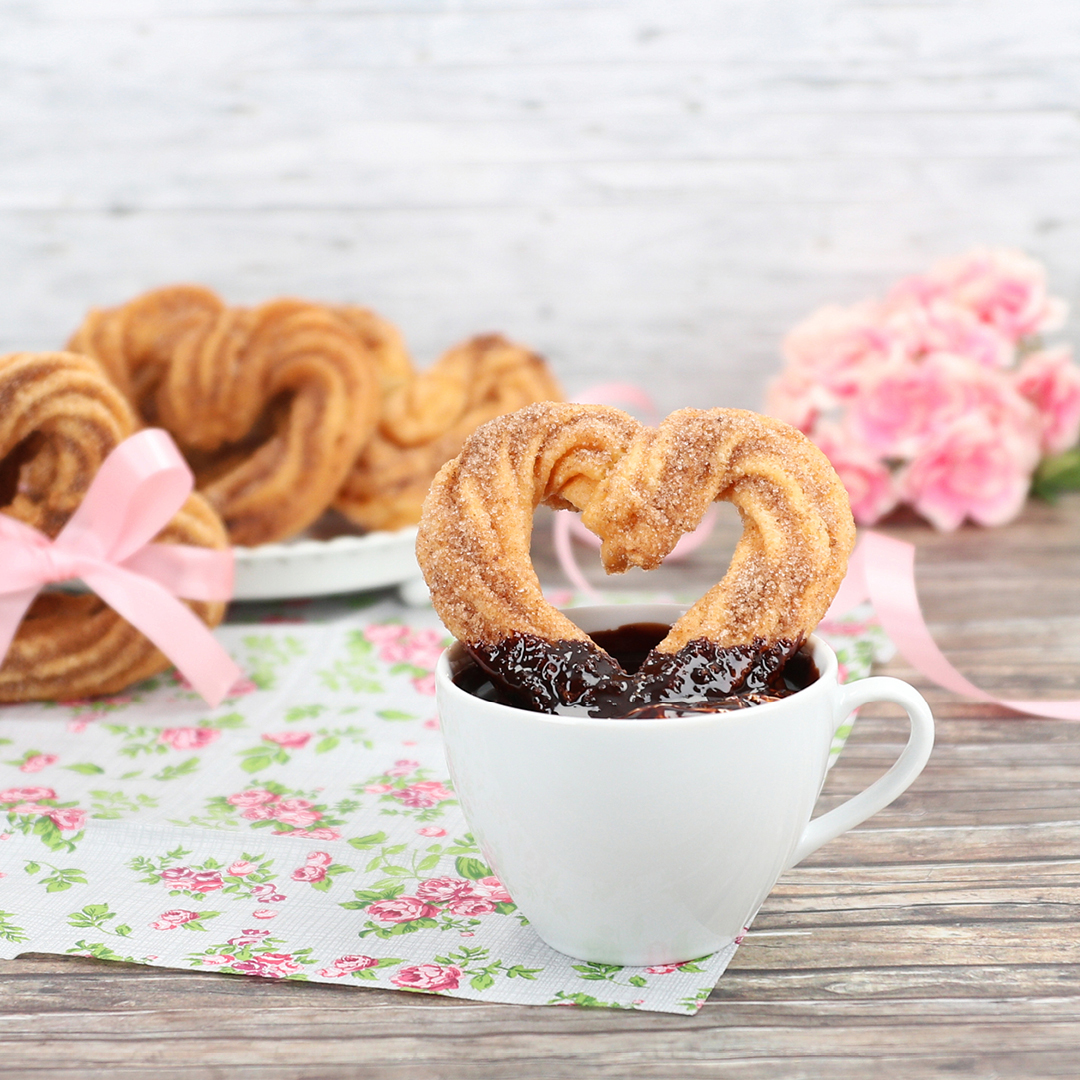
[0,429,242,707]
[553,383,717,599]
[825,531,1080,721]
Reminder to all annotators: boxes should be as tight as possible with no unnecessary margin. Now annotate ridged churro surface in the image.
[335,334,562,532]
[0,351,229,702]
[69,286,386,545]
[417,403,855,713]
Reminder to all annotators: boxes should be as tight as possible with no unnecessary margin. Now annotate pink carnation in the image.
[811,426,899,525]
[781,300,902,398]
[159,727,220,751]
[919,248,1067,339]
[391,963,462,993]
[1014,347,1080,454]
[900,415,1037,531]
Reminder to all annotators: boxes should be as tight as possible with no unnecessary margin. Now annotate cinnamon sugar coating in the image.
[0,351,229,702]
[417,403,855,657]
[69,285,389,545]
[334,334,562,532]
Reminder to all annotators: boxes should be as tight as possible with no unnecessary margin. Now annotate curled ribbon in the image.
[0,429,242,707]
[825,531,1080,721]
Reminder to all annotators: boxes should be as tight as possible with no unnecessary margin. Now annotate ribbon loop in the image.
[826,531,1080,722]
[0,429,241,707]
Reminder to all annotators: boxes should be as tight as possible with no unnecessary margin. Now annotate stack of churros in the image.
[68,286,563,546]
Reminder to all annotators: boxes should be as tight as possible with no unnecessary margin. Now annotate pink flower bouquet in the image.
[767,249,1080,529]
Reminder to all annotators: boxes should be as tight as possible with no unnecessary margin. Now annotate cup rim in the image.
[435,605,837,731]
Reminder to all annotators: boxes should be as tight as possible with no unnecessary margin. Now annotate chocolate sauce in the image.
[454,622,819,719]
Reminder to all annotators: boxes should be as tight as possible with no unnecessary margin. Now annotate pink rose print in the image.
[228,930,272,946]
[46,808,87,832]
[262,731,311,748]
[386,759,420,777]
[317,954,380,978]
[10,803,52,815]
[391,963,462,993]
[227,789,279,808]
[291,865,326,883]
[230,953,303,978]
[365,783,393,794]
[227,860,257,876]
[199,954,235,966]
[277,826,342,841]
[159,727,220,751]
[274,808,322,828]
[415,877,475,904]
[250,882,287,903]
[251,909,277,919]
[160,867,195,885]
[151,908,202,930]
[411,673,437,696]
[0,787,56,803]
[366,896,439,924]
[276,798,314,811]
[391,781,454,809]
[305,851,333,868]
[645,962,690,975]
[188,871,225,894]
[423,718,439,730]
[228,677,259,696]
[19,754,58,774]
[444,895,496,917]
[416,827,446,838]
[240,805,278,821]
[474,876,513,904]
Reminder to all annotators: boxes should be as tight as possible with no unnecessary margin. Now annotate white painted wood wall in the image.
[3,0,1079,416]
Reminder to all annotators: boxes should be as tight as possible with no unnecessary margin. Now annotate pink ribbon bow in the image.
[0,429,242,707]
[825,531,1080,721]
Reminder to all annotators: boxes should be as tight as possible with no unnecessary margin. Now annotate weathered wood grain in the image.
[3,1,1080,417]
[2,496,1080,1075]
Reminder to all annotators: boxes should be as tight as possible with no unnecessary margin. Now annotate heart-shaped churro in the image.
[416,402,856,716]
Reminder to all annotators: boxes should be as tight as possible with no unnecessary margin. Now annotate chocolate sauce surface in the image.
[454,622,819,719]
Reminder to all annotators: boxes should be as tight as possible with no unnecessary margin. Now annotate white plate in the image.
[231,526,429,604]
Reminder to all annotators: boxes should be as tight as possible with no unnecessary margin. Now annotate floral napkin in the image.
[0,591,889,1014]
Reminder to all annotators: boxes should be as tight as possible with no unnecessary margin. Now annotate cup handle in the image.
[785,676,935,869]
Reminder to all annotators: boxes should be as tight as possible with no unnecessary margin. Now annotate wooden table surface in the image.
[3,498,1080,1078]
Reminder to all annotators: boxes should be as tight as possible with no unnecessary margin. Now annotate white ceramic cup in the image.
[435,604,934,966]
